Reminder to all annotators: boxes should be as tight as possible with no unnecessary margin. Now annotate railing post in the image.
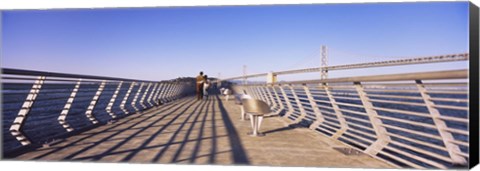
[58,79,81,132]
[354,82,390,155]
[262,86,276,107]
[271,85,285,111]
[10,76,46,146]
[106,81,122,119]
[131,82,144,112]
[85,81,106,124]
[303,85,325,130]
[279,85,295,119]
[253,86,263,100]
[175,83,183,98]
[139,83,152,109]
[289,84,308,123]
[147,83,159,107]
[157,83,167,104]
[257,86,269,104]
[162,83,173,102]
[120,82,135,114]
[159,83,170,103]
[173,83,181,98]
[416,80,467,164]
[177,83,185,97]
[169,83,180,100]
[176,83,184,98]
[246,86,257,99]
[264,86,278,110]
[257,86,270,105]
[162,83,172,102]
[152,83,164,105]
[324,83,349,139]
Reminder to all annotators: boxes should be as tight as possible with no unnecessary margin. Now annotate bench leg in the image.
[257,116,264,132]
[248,114,255,135]
[247,114,265,137]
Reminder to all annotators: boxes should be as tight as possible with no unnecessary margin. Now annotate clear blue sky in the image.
[1,2,469,81]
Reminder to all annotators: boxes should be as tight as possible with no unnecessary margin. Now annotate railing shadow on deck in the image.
[6,92,251,165]
[18,97,197,160]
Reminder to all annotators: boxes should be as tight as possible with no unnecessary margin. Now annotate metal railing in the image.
[231,69,469,169]
[2,68,195,153]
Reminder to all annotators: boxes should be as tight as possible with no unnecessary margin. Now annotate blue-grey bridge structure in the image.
[1,53,471,169]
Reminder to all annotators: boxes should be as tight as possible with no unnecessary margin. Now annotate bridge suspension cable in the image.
[220,53,469,81]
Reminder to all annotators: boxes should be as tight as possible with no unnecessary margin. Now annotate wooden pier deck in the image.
[13,95,394,168]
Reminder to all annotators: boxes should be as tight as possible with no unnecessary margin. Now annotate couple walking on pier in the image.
[196,71,211,100]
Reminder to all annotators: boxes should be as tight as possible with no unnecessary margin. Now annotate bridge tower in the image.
[321,45,328,80]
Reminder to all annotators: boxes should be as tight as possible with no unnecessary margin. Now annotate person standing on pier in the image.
[196,71,205,100]
[203,75,211,100]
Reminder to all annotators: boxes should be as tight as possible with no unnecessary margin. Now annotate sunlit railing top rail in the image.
[232,69,469,169]
[2,68,195,153]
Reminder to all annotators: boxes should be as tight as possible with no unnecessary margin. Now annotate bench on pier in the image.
[220,88,233,101]
[242,98,272,137]
[233,93,252,121]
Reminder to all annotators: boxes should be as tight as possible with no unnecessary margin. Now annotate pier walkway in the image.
[12,94,393,168]
[2,54,471,169]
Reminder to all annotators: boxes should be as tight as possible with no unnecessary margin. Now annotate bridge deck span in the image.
[13,95,393,168]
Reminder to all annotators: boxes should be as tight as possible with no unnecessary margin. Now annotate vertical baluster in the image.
[173,83,181,99]
[147,83,159,107]
[120,82,135,114]
[259,86,272,106]
[354,82,390,155]
[172,83,180,98]
[106,81,123,119]
[289,84,308,123]
[279,85,295,119]
[271,85,285,114]
[416,80,466,164]
[177,84,185,97]
[169,83,176,100]
[169,83,179,100]
[253,86,263,100]
[257,86,269,103]
[159,83,171,103]
[10,76,46,146]
[174,83,183,99]
[264,86,278,110]
[153,83,165,105]
[58,79,81,132]
[162,83,172,102]
[255,86,267,103]
[139,83,152,110]
[151,83,162,105]
[303,85,325,130]
[131,82,144,112]
[323,83,348,139]
[85,81,106,124]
